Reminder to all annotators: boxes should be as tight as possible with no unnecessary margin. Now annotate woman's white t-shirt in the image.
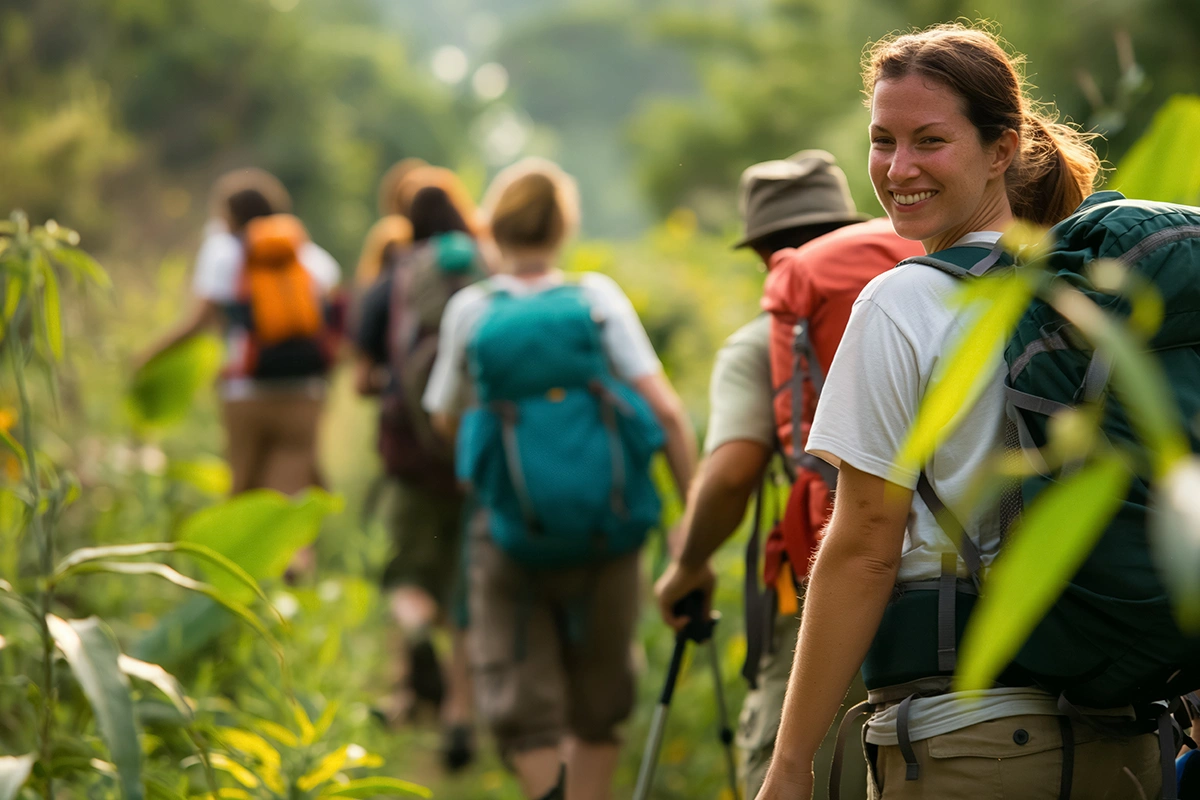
[806,232,1129,745]
[422,271,662,416]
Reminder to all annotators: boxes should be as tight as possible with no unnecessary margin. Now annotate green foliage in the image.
[127,336,223,434]
[47,615,144,800]
[1109,95,1200,205]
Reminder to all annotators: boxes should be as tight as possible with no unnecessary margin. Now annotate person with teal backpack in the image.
[759,23,1196,800]
[423,158,696,800]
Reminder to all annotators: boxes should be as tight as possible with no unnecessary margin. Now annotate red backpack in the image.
[759,218,923,585]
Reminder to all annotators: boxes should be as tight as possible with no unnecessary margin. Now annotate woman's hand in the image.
[755,762,814,800]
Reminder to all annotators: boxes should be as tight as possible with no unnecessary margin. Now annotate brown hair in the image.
[381,163,479,234]
[210,168,292,233]
[863,23,1101,227]
[354,215,413,287]
[484,158,580,253]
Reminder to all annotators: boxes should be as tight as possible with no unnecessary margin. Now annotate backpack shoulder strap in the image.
[897,244,1009,279]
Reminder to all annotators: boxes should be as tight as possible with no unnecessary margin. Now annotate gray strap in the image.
[968,242,1007,275]
[796,451,839,491]
[897,578,979,595]
[592,385,628,519]
[1008,332,1071,383]
[1080,352,1113,405]
[1005,398,1052,477]
[498,405,541,534]
[828,700,873,800]
[1160,707,1180,800]
[1057,716,1074,800]
[1005,385,1073,417]
[916,473,983,584]
[897,694,920,781]
[937,552,959,673]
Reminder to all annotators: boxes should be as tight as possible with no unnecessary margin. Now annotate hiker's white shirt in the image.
[806,231,1120,745]
[423,271,662,416]
[191,219,341,400]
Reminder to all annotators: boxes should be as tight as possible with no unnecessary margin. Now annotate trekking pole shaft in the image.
[707,638,740,799]
[633,633,689,800]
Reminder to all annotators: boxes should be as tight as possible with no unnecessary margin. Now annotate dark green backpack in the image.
[864,192,1200,710]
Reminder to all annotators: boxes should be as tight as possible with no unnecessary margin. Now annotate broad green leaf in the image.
[143,776,187,800]
[118,655,193,721]
[126,335,223,431]
[956,454,1131,692]
[1110,95,1200,204]
[47,615,143,800]
[1049,284,1190,477]
[179,489,341,602]
[165,457,232,496]
[892,270,1035,479]
[54,541,278,623]
[297,745,349,791]
[40,258,63,361]
[1150,457,1200,631]
[131,596,232,669]
[65,562,284,667]
[318,777,432,798]
[0,753,34,800]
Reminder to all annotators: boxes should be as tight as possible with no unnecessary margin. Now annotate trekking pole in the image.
[706,631,740,798]
[633,590,741,800]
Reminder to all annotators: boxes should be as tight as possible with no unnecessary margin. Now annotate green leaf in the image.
[892,270,1036,479]
[179,489,341,602]
[142,776,188,800]
[63,562,284,667]
[1150,457,1200,631]
[1110,95,1200,204]
[0,754,34,800]
[126,335,223,431]
[54,541,279,624]
[46,615,144,800]
[118,655,193,721]
[165,456,231,496]
[52,247,111,290]
[298,745,348,791]
[0,426,26,472]
[41,258,63,361]
[956,453,1132,692]
[2,276,23,325]
[1049,284,1190,477]
[318,777,432,798]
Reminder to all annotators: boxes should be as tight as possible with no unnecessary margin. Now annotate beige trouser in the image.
[866,713,1163,799]
[738,611,869,800]
[222,393,324,495]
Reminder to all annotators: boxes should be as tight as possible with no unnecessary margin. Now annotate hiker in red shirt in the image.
[656,150,921,798]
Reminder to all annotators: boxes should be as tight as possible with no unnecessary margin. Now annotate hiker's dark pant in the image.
[466,511,639,759]
[866,714,1162,799]
[379,478,464,607]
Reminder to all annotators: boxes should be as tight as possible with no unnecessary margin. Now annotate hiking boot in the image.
[408,638,445,708]
[441,723,475,773]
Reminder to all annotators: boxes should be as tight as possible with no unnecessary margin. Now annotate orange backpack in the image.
[760,219,924,581]
[235,214,333,380]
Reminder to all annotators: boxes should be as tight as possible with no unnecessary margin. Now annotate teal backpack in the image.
[863,192,1200,716]
[455,281,664,568]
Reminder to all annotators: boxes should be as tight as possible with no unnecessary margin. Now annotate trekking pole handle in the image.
[674,589,718,645]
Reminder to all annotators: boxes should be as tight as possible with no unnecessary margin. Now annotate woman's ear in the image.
[990,128,1020,178]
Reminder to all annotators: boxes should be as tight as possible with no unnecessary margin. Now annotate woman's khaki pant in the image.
[222,393,324,495]
[867,713,1163,799]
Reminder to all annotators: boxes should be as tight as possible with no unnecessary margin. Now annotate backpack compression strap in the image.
[895,242,1008,278]
[790,320,839,488]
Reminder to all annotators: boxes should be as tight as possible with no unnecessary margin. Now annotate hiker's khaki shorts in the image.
[222,392,324,495]
[465,511,640,757]
[866,713,1162,799]
[379,479,464,605]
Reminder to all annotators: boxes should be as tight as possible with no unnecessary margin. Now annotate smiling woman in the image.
[753,23,1160,800]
